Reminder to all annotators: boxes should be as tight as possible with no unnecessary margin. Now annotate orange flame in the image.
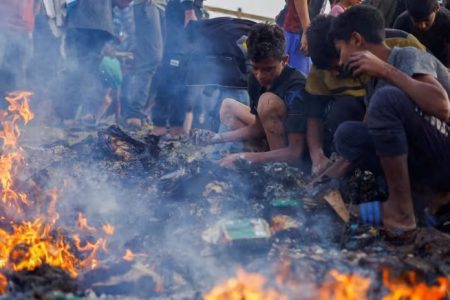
[204,268,288,300]
[0,273,6,294]
[382,269,449,300]
[77,213,97,233]
[318,270,371,300]
[0,92,114,294]
[123,249,135,261]
[102,224,115,235]
[0,92,34,213]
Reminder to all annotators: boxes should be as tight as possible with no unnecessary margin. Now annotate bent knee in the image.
[368,86,410,114]
[220,98,241,124]
[257,92,285,118]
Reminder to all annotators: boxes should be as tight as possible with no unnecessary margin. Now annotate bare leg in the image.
[257,92,287,150]
[307,117,331,175]
[380,155,416,230]
[220,98,255,130]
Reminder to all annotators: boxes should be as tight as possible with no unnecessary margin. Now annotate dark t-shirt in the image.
[248,65,307,133]
[393,8,450,66]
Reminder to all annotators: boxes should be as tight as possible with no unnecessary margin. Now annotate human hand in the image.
[184,9,197,27]
[300,31,309,55]
[345,51,389,78]
[190,129,223,145]
[218,153,248,168]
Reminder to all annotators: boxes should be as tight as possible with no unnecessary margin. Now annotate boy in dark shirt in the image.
[197,23,308,168]
[327,5,450,232]
[394,0,450,68]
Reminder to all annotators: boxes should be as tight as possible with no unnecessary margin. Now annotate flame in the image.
[102,224,115,235]
[0,273,6,294]
[0,92,114,294]
[318,270,371,300]
[0,92,34,213]
[204,268,288,300]
[5,91,34,125]
[123,249,135,261]
[122,248,147,262]
[77,213,97,233]
[382,269,449,300]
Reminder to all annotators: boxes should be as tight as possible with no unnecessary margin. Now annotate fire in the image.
[102,223,115,235]
[122,248,147,262]
[0,273,6,294]
[123,249,135,261]
[78,213,97,233]
[0,92,114,294]
[382,269,449,300]
[203,268,288,300]
[0,92,34,213]
[318,270,371,300]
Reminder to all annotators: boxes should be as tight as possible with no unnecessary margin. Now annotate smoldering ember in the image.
[0,91,447,300]
[1,1,450,299]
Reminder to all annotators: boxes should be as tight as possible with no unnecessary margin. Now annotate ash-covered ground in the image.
[4,124,449,300]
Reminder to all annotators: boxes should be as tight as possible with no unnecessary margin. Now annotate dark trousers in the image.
[151,0,193,127]
[125,3,164,119]
[335,86,450,192]
[309,94,366,154]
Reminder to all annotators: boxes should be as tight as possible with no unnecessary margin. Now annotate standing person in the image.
[59,0,131,124]
[151,0,205,136]
[393,0,450,68]
[331,0,362,16]
[124,0,166,128]
[283,0,312,75]
[329,5,450,233]
[0,0,37,92]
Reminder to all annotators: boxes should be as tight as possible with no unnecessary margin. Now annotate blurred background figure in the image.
[124,0,166,129]
[0,0,37,96]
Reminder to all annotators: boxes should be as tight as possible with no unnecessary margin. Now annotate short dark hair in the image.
[307,15,339,70]
[247,23,285,62]
[329,5,385,44]
[406,0,439,20]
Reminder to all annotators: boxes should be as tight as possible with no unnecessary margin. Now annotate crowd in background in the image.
[0,0,449,134]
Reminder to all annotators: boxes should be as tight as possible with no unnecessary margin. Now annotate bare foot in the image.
[381,198,416,230]
[152,126,168,136]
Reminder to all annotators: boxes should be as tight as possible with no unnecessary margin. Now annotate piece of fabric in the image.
[394,8,450,66]
[248,65,307,133]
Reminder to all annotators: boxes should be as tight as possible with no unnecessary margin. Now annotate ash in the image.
[3,125,449,300]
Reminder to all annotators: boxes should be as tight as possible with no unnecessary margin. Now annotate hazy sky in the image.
[205,0,282,19]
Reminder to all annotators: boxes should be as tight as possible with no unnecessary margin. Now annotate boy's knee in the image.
[368,86,410,118]
[219,98,239,125]
[257,92,285,119]
[334,121,371,161]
